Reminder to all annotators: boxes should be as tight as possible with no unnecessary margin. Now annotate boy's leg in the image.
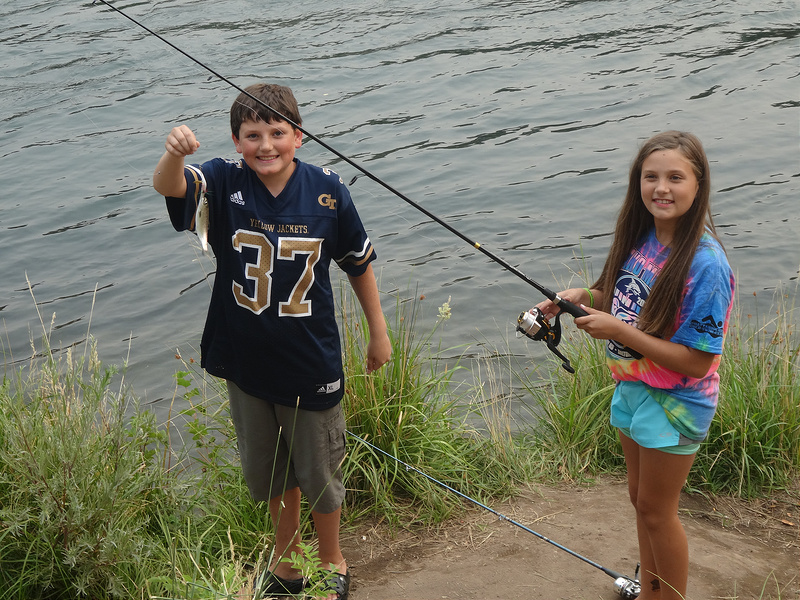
[284,403,347,597]
[227,382,304,582]
[623,432,696,600]
[270,487,303,580]
[311,507,347,600]
[311,507,345,573]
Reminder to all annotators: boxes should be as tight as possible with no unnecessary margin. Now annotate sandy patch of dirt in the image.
[341,477,799,600]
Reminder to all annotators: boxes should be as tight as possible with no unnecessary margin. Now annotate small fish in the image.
[196,193,209,252]
[187,166,210,252]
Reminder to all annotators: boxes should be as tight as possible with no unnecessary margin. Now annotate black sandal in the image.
[255,570,305,597]
[322,571,350,600]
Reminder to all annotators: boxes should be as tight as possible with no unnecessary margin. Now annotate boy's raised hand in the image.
[165,124,200,157]
[154,125,199,197]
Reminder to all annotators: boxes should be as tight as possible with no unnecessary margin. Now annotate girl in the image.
[536,131,735,599]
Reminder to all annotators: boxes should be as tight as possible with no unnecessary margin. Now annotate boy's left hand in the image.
[365,331,392,374]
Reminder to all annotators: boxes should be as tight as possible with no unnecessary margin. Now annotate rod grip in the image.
[556,297,589,318]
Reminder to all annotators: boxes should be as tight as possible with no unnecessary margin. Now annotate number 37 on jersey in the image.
[231,229,323,317]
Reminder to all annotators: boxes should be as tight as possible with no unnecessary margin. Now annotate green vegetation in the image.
[701,291,800,496]
[0,342,182,598]
[516,286,800,496]
[340,291,529,525]
[0,285,796,598]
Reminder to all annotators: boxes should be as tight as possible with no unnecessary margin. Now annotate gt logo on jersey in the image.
[318,194,336,209]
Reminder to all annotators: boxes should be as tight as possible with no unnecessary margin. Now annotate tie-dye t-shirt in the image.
[606,228,735,440]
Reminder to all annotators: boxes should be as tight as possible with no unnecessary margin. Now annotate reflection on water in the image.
[0,0,797,411]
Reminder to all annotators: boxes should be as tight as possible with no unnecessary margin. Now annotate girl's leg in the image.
[637,447,695,599]
[269,487,303,580]
[621,432,696,599]
[619,432,660,599]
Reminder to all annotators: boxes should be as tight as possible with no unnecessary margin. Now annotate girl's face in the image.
[640,149,700,243]
[233,118,303,192]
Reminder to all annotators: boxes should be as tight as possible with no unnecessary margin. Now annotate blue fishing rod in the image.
[92,0,587,372]
[348,431,641,598]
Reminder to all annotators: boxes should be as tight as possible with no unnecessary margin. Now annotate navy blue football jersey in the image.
[166,158,376,409]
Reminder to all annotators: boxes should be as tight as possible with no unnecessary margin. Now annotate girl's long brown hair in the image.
[592,131,722,338]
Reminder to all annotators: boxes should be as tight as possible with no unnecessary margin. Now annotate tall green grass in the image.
[340,291,520,524]
[0,341,183,598]
[0,283,796,598]
[514,329,622,479]
[516,285,800,495]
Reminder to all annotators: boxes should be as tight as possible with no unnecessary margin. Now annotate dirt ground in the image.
[340,476,799,600]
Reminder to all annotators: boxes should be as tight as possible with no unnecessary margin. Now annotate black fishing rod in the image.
[92,3,636,593]
[347,431,641,598]
[92,0,588,322]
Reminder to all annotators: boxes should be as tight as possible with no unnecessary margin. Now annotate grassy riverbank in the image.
[0,286,797,599]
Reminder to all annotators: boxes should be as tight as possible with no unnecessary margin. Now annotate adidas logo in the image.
[315,380,341,395]
[229,191,245,205]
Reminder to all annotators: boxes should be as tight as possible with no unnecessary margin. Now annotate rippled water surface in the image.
[1,0,798,408]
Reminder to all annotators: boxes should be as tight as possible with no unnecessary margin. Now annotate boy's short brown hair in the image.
[230,83,302,137]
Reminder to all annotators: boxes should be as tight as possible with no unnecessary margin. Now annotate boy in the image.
[153,83,391,600]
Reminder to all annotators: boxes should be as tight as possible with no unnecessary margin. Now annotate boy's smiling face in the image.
[233,118,303,193]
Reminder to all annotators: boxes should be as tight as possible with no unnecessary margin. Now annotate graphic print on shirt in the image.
[689,314,724,338]
[608,246,664,360]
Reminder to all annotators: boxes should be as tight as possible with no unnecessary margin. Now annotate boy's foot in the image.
[320,569,350,600]
[255,570,305,597]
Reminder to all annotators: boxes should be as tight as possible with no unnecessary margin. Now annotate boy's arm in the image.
[347,263,391,374]
[153,125,200,197]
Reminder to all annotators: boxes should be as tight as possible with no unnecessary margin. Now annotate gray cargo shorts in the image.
[227,381,346,514]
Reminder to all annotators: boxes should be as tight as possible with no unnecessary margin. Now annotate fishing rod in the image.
[92,0,588,370]
[92,3,633,593]
[347,430,641,598]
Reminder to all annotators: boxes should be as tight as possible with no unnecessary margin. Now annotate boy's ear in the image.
[232,132,242,153]
[294,127,303,149]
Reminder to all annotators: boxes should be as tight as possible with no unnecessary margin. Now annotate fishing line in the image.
[347,430,641,598]
[90,3,636,594]
[91,0,589,323]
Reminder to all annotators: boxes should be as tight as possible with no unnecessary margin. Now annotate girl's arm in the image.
[575,307,716,379]
[347,263,392,374]
[153,125,200,197]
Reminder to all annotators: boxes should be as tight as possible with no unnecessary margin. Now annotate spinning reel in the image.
[613,563,641,599]
[517,307,576,374]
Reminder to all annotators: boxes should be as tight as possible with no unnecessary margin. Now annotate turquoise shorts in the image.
[610,381,701,455]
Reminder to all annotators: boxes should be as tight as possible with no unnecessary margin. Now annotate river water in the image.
[1,0,798,413]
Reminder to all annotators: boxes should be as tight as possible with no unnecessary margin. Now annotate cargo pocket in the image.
[326,406,347,474]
